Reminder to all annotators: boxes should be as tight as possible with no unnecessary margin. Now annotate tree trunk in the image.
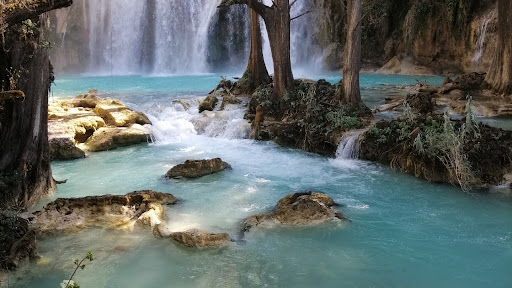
[265,0,294,110]
[0,15,55,209]
[484,0,512,94]
[340,0,362,107]
[218,0,294,108]
[245,8,270,91]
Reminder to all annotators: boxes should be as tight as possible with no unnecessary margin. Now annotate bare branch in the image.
[290,10,311,21]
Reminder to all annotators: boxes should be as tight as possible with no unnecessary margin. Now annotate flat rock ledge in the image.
[168,229,232,249]
[165,158,231,179]
[243,192,346,232]
[48,90,152,160]
[31,190,178,234]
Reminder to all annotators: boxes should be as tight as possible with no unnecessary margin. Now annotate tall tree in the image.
[484,0,512,94]
[219,0,294,109]
[339,0,362,107]
[0,0,73,209]
[243,7,270,92]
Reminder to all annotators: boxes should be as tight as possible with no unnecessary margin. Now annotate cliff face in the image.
[315,0,498,74]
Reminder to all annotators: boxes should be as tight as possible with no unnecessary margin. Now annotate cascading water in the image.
[87,0,222,75]
[83,0,320,75]
[335,130,365,159]
[471,10,493,66]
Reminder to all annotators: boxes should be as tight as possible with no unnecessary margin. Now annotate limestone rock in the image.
[31,190,178,233]
[48,93,153,160]
[81,125,151,152]
[243,192,345,232]
[322,42,343,71]
[94,100,151,127]
[198,95,218,112]
[165,158,231,179]
[169,229,231,248]
[0,212,38,270]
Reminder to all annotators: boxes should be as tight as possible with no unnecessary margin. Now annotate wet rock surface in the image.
[48,90,152,160]
[198,95,219,112]
[31,190,178,233]
[243,192,345,232]
[165,158,231,179]
[169,229,232,248]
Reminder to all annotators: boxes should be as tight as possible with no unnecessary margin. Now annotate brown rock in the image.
[170,229,231,248]
[31,190,178,233]
[165,158,231,179]
[198,95,218,112]
[49,137,85,160]
[243,192,345,232]
[220,94,242,110]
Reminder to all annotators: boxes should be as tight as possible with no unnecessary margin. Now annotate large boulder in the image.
[169,229,231,248]
[81,125,151,152]
[243,192,345,232]
[198,95,218,112]
[31,190,179,233]
[0,211,38,270]
[49,137,86,160]
[165,158,231,179]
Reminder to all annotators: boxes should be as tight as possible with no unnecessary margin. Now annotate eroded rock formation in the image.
[243,192,346,232]
[31,190,179,233]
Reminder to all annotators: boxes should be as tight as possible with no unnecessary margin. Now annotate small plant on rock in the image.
[61,251,93,288]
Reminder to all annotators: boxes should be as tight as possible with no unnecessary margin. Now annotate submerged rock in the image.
[169,229,231,248]
[198,95,218,112]
[31,190,179,233]
[243,192,345,232]
[165,158,231,179]
[0,211,38,270]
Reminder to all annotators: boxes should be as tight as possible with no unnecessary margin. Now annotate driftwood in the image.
[374,99,404,113]
[0,90,25,101]
[208,76,235,96]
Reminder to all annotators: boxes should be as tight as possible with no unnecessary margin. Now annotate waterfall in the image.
[260,0,320,74]
[71,0,320,75]
[86,0,222,75]
[471,10,493,66]
[335,130,365,159]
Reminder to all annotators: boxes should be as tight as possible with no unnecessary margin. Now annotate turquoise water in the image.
[6,74,512,288]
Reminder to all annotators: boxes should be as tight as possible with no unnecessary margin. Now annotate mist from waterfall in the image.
[84,0,320,75]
